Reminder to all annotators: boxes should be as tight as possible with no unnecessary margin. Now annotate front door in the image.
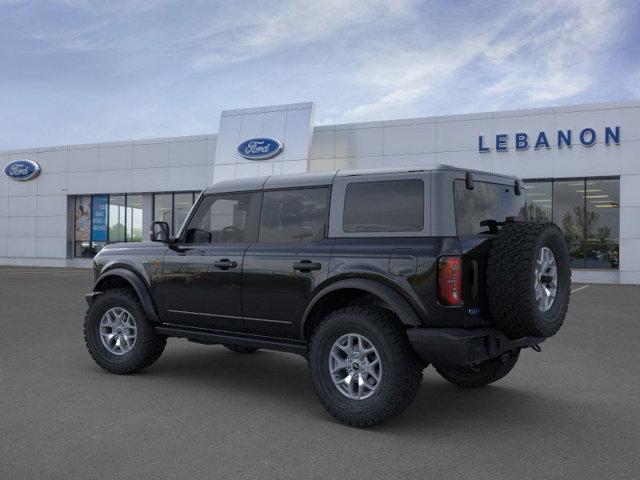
[242,187,333,338]
[160,191,261,331]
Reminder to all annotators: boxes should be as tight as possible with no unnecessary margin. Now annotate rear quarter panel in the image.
[328,237,473,327]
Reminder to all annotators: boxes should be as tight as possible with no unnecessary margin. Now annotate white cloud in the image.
[191,0,415,69]
[334,0,625,122]
[481,0,621,105]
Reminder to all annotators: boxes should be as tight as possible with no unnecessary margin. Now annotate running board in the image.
[155,325,308,356]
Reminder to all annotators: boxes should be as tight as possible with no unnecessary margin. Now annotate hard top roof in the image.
[203,164,520,194]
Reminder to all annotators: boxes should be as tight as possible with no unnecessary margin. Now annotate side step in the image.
[155,324,308,356]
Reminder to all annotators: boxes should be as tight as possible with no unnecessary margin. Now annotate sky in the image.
[1,0,639,150]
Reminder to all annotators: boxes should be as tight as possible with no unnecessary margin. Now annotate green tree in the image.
[109,223,125,242]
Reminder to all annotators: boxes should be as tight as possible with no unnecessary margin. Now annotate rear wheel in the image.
[435,349,520,388]
[308,306,423,427]
[224,344,259,354]
[84,288,166,374]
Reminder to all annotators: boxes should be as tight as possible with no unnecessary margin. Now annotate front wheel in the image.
[308,306,423,427]
[84,288,167,374]
[435,349,520,388]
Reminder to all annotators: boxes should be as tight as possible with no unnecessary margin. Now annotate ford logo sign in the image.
[237,137,283,160]
[4,159,41,181]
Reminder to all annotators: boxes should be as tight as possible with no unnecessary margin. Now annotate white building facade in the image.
[1,100,639,284]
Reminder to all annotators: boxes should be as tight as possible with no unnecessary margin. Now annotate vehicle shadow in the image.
[138,342,587,435]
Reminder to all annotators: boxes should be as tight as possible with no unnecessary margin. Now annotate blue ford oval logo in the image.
[4,159,41,181]
[237,137,283,160]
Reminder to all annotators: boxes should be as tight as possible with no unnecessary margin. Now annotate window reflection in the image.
[74,193,146,257]
[524,178,620,270]
[524,181,552,222]
[174,193,194,234]
[126,195,143,242]
[109,195,126,242]
[152,191,198,234]
[154,194,172,229]
[585,179,619,269]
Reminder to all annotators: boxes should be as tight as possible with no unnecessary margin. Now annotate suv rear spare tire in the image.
[487,222,571,339]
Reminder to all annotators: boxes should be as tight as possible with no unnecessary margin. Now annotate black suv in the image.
[84,166,571,427]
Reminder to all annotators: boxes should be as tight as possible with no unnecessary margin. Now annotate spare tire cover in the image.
[487,222,571,339]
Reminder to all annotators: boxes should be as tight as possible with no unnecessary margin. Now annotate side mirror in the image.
[150,221,170,242]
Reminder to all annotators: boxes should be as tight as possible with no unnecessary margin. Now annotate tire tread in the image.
[84,288,166,375]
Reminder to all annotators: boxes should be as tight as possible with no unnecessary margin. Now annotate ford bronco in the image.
[84,166,570,427]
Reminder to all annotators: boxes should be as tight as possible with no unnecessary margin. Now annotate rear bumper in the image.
[407,326,544,367]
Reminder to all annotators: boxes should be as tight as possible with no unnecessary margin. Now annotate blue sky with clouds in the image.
[1,0,639,150]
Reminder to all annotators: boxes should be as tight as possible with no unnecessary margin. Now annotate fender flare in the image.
[300,278,422,337]
[94,267,160,323]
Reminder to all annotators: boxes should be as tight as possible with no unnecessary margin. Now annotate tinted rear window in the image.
[343,179,424,232]
[454,180,526,235]
[259,188,329,243]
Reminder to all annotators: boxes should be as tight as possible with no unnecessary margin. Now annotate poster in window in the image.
[75,196,91,241]
[92,195,108,242]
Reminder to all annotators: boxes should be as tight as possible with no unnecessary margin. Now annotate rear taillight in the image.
[438,256,462,306]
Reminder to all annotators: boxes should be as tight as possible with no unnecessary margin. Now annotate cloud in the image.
[481,0,622,104]
[191,0,415,70]
[0,0,635,149]
[334,0,626,122]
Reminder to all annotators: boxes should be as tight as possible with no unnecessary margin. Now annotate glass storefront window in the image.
[109,195,126,242]
[154,193,172,229]
[585,179,620,269]
[525,181,552,222]
[126,195,143,242]
[74,196,92,257]
[73,193,146,258]
[524,177,620,270]
[152,191,198,235]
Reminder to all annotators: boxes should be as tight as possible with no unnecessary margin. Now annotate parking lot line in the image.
[571,284,590,294]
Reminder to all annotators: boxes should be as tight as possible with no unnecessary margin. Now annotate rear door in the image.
[452,178,527,315]
[241,187,333,338]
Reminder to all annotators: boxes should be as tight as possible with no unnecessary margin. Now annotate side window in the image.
[343,179,424,232]
[183,193,259,244]
[259,188,329,243]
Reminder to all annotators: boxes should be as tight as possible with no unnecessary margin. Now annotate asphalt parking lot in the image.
[1,267,639,479]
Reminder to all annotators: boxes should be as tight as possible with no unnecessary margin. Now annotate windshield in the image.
[454,179,527,235]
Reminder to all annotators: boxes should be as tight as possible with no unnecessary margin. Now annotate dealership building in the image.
[1,100,639,284]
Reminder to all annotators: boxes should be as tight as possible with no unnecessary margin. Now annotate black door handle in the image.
[293,260,321,272]
[214,259,238,270]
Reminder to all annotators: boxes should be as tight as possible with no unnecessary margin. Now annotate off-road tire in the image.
[308,306,423,427]
[224,344,259,354]
[487,222,571,339]
[435,349,520,388]
[84,288,167,374]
